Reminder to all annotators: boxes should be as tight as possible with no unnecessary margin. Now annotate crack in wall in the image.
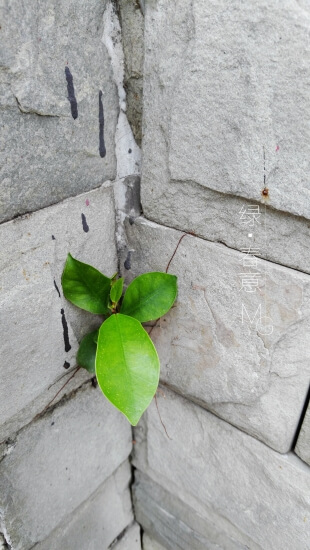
[0,533,11,549]
[102,0,141,179]
[143,208,310,277]
[116,0,144,146]
[292,383,310,450]
[0,379,93,460]
[0,517,12,550]
[14,96,62,118]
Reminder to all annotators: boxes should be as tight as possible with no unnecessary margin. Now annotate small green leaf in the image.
[96,313,160,425]
[77,329,99,373]
[61,254,112,314]
[121,272,177,322]
[110,277,124,304]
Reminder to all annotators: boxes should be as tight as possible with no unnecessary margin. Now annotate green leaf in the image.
[77,329,99,373]
[110,277,124,304]
[121,272,177,322]
[61,254,112,314]
[96,313,160,425]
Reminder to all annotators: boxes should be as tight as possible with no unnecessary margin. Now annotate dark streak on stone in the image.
[65,66,78,119]
[54,279,61,298]
[81,213,89,233]
[91,377,98,388]
[0,532,10,550]
[61,308,71,352]
[292,382,310,448]
[124,251,132,270]
[63,361,70,370]
[99,90,106,158]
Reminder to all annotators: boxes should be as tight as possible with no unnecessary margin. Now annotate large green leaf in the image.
[96,313,160,425]
[110,277,124,304]
[121,272,177,322]
[61,254,111,314]
[77,329,99,373]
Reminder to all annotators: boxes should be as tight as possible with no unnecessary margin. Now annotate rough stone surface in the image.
[142,182,310,275]
[0,183,117,439]
[0,534,8,550]
[0,0,118,222]
[123,217,310,452]
[0,384,132,550]
[133,388,310,550]
[113,522,141,550]
[143,533,167,550]
[141,0,310,270]
[0,369,92,452]
[118,0,144,146]
[296,401,310,467]
[101,2,142,182]
[135,472,254,550]
[114,174,142,267]
[35,461,134,550]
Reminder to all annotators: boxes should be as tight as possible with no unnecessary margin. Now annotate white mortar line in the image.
[102,1,141,181]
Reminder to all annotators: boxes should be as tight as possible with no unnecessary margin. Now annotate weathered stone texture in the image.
[0,0,118,222]
[142,182,310,275]
[141,0,310,271]
[118,0,144,146]
[135,472,254,550]
[0,534,8,550]
[114,522,141,550]
[123,217,310,452]
[0,184,117,440]
[143,533,167,550]
[133,388,310,550]
[35,461,134,550]
[295,401,310,467]
[0,384,132,550]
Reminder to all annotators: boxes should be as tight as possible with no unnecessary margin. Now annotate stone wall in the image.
[1,0,310,548]
[121,0,310,548]
[0,0,141,548]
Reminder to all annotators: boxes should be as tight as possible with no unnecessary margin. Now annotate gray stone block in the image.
[123,217,310,452]
[141,0,310,272]
[295,401,310,467]
[0,384,132,550]
[133,388,310,550]
[35,461,134,550]
[143,534,167,550]
[0,183,117,440]
[135,473,254,550]
[114,522,141,550]
[0,534,8,550]
[142,182,310,275]
[118,0,144,146]
[0,0,118,222]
